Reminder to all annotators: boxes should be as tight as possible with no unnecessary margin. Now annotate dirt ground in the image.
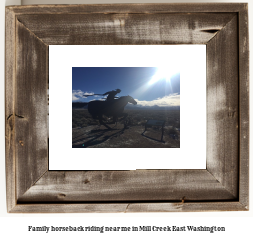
[72,122,180,148]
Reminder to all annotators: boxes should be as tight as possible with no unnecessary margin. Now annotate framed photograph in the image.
[50,45,206,170]
[5,4,249,212]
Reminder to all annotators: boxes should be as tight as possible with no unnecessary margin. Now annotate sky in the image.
[72,67,180,107]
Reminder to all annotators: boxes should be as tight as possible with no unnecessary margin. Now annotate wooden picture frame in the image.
[5,3,249,213]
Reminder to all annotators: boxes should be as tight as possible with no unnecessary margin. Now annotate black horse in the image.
[88,96,137,128]
[73,96,137,129]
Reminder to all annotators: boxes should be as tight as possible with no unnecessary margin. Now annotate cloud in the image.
[89,98,104,102]
[135,93,180,107]
[72,90,94,101]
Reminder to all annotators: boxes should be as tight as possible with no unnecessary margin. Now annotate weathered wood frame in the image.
[5,4,249,213]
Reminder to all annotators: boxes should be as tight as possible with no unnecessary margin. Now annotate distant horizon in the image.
[72,67,180,108]
[72,102,180,110]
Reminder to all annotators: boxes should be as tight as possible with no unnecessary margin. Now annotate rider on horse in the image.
[103,89,121,101]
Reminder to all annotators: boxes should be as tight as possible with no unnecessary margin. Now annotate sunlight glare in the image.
[148,66,179,85]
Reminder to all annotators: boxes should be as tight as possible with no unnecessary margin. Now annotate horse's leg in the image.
[123,113,130,129]
[98,115,103,128]
[99,115,112,130]
[113,116,118,127]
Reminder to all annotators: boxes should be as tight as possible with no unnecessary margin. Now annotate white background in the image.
[1,0,252,237]
[49,45,206,170]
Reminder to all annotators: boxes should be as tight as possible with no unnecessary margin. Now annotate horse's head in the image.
[127,96,137,105]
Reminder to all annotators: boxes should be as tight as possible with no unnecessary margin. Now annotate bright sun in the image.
[148,67,179,85]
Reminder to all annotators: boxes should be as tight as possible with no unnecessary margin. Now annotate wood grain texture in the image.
[16,13,235,45]
[5,7,17,212]
[206,16,239,198]
[238,4,249,209]
[18,170,236,202]
[10,202,247,213]
[125,202,248,212]
[7,3,246,15]
[15,20,48,200]
[5,3,249,212]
